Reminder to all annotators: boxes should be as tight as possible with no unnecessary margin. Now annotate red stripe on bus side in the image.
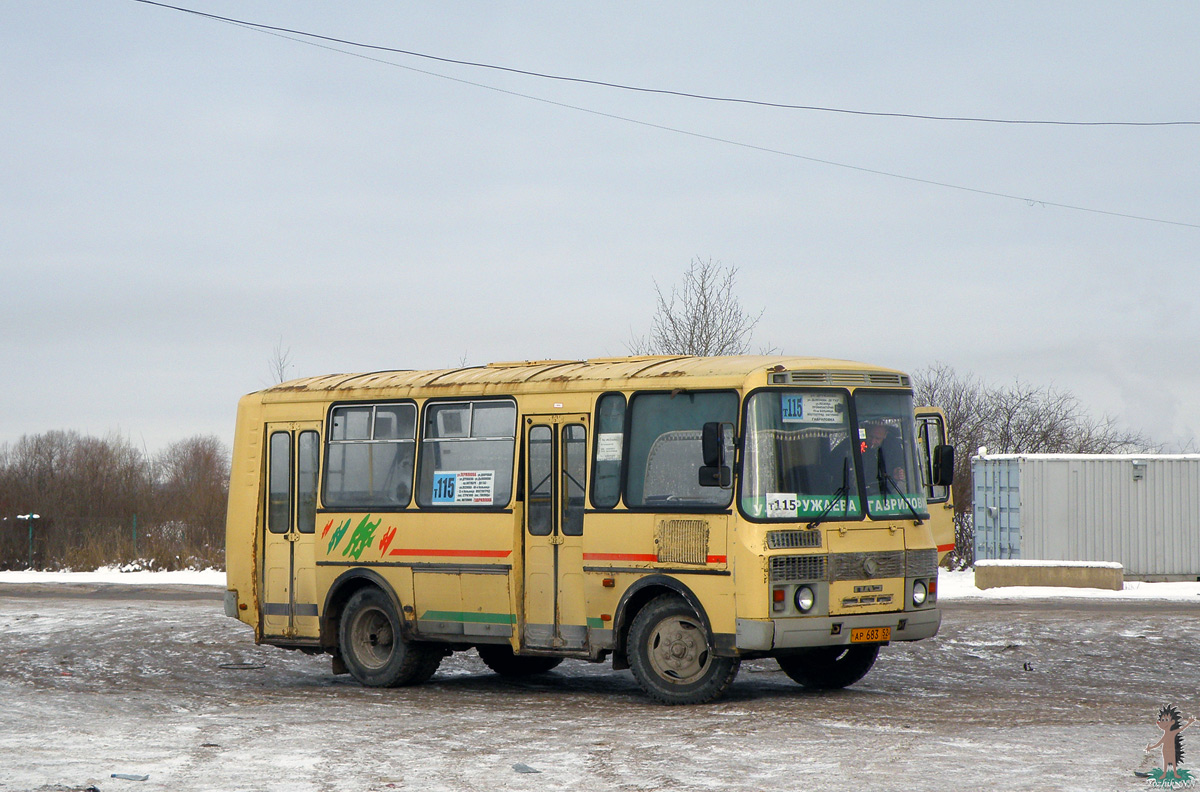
[706,555,727,564]
[388,548,512,558]
[937,543,955,553]
[583,552,657,562]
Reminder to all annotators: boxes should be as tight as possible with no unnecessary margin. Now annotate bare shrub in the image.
[0,432,228,570]
[628,258,764,356]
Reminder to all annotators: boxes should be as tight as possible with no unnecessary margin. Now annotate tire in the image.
[776,644,880,690]
[626,594,740,705]
[338,587,440,687]
[476,644,564,677]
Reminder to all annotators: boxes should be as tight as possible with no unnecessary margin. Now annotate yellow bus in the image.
[224,355,955,704]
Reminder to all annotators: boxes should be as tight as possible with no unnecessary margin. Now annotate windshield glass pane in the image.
[853,391,929,518]
[741,390,861,521]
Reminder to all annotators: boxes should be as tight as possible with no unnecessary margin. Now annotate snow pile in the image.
[939,569,1200,602]
[0,567,224,586]
[975,558,1123,569]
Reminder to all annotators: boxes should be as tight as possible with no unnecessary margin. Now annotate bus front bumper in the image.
[735,607,941,651]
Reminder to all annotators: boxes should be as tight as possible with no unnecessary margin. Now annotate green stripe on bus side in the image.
[418,610,517,625]
[586,617,606,629]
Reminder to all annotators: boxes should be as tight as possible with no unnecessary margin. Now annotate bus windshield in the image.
[741,389,929,521]
[741,390,860,521]
[850,391,928,519]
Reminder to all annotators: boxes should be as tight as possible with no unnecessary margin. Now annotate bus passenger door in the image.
[915,408,955,560]
[522,415,589,652]
[261,422,322,641]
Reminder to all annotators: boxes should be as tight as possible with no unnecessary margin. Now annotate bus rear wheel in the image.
[776,644,880,690]
[627,594,740,705]
[339,587,440,687]
[476,645,563,677]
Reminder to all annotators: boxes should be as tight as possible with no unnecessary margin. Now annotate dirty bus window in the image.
[324,403,417,509]
[417,400,516,508]
[591,393,625,508]
[624,390,737,509]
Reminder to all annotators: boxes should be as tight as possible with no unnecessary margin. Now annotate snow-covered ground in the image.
[3,567,1198,603]
[3,566,1196,792]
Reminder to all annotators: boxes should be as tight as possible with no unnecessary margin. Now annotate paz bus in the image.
[224,355,955,704]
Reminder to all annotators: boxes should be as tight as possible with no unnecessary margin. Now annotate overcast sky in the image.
[3,2,1197,454]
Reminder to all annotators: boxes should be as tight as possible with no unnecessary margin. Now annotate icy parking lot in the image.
[1,576,1198,792]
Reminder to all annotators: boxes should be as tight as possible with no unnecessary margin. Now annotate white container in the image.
[972,454,1200,579]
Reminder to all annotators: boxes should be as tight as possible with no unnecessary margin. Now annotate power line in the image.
[133,0,1199,128]
[133,0,1200,230]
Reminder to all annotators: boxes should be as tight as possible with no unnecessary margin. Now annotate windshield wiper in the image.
[876,447,925,524]
[807,457,850,530]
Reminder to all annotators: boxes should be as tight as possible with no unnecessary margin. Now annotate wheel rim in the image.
[349,605,395,670]
[646,614,711,685]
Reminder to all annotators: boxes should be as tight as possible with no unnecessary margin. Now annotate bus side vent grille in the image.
[655,520,709,565]
[767,530,822,550]
[906,548,939,578]
[770,554,828,582]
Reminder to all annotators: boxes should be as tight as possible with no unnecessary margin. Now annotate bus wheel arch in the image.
[611,576,713,670]
[321,568,406,652]
[323,570,440,687]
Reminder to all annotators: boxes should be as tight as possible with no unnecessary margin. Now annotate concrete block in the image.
[974,560,1123,591]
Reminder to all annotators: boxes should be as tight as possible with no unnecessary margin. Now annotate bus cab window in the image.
[625,391,737,509]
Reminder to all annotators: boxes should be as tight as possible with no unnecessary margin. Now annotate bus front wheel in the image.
[627,594,740,705]
[776,644,879,689]
[338,587,440,687]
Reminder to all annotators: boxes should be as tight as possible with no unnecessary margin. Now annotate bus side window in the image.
[591,393,625,508]
[416,399,517,508]
[562,423,587,535]
[624,390,738,509]
[324,403,417,510]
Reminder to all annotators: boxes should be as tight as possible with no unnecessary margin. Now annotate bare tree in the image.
[154,435,230,552]
[0,431,230,570]
[627,258,763,356]
[268,338,293,384]
[912,363,1156,566]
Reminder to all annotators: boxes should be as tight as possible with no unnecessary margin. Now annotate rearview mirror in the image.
[700,422,734,489]
[702,422,723,468]
[932,444,955,487]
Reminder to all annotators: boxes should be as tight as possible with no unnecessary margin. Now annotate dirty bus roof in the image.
[253,355,912,401]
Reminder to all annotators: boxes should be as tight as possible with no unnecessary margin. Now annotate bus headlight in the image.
[794,585,815,613]
[912,579,928,607]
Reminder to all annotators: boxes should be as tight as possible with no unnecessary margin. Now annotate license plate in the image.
[850,626,891,643]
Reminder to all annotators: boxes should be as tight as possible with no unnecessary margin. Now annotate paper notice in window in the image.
[432,470,495,505]
[596,432,623,462]
[781,393,843,424]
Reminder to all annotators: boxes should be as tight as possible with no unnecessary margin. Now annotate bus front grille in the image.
[829,551,906,581]
[906,548,939,578]
[770,555,828,582]
[771,550,930,583]
[766,530,823,550]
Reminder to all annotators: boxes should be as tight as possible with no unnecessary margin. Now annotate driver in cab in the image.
[861,421,906,490]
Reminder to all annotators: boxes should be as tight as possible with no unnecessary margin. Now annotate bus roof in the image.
[252,355,910,402]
